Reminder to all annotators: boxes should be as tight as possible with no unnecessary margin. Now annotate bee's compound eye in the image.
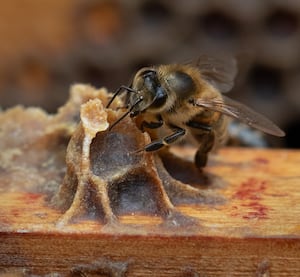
[166,71,196,98]
[140,69,156,78]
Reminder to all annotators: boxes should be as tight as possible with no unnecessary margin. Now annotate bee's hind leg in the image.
[194,132,215,168]
[144,126,186,152]
[195,151,209,168]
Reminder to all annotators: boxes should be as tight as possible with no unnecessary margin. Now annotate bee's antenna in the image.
[106,85,136,108]
[108,96,143,131]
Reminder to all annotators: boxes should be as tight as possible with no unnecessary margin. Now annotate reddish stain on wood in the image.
[254,157,269,164]
[10,208,20,217]
[241,201,271,220]
[233,178,267,201]
[231,178,271,220]
[17,193,42,204]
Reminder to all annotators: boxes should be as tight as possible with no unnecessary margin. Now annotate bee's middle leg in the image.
[140,115,163,132]
[144,126,186,152]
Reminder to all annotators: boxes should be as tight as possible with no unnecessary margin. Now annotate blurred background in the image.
[0,0,299,148]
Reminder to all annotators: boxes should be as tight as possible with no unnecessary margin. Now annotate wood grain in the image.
[1,147,300,276]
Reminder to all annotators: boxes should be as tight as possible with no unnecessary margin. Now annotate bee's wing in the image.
[195,55,238,93]
[193,95,285,137]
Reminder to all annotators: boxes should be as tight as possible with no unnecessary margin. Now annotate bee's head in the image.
[129,67,168,116]
[108,67,168,130]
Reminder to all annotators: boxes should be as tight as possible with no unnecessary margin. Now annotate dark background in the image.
[0,0,299,148]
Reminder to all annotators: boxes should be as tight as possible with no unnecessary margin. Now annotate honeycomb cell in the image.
[52,85,224,226]
[75,0,124,44]
[200,11,239,40]
[248,64,283,99]
[139,0,172,26]
[265,9,299,38]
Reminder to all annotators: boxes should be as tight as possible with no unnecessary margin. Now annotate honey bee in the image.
[106,56,285,168]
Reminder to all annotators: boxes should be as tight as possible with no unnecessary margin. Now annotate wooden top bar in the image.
[0,147,300,276]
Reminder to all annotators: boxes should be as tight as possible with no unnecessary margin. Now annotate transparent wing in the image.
[193,95,285,137]
[194,54,238,93]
